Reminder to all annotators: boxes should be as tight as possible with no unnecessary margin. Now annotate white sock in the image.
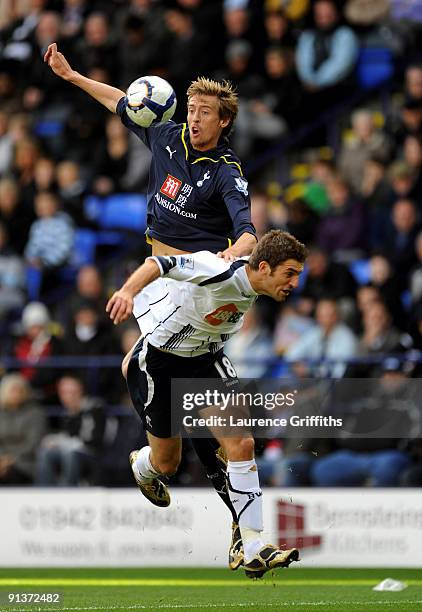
[227,459,264,561]
[134,446,160,481]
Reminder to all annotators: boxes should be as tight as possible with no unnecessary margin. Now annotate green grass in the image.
[0,568,421,612]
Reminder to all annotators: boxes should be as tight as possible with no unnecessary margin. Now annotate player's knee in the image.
[226,437,255,461]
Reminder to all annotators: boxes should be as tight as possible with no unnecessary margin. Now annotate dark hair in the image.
[248,230,307,270]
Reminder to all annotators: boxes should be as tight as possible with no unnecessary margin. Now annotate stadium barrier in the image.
[1,488,420,568]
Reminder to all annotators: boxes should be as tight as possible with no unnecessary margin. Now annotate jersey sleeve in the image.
[116,96,169,150]
[148,251,231,284]
[216,165,256,241]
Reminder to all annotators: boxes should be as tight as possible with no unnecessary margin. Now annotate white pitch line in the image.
[5,601,422,612]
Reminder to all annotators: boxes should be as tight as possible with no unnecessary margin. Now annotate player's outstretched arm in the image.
[44,43,125,114]
[106,259,161,325]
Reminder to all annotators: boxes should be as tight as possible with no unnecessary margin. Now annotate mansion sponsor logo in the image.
[277,500,322,552]
[154,193,197,219]
[160,174,182,199]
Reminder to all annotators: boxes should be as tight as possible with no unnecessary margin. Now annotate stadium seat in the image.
[59,229,98,283]
[84,194,147,231]
[33,120,64,138]
[69,229,97,268]
[356,48,394,90]
[349,259,370,285]
[26,266,43,301]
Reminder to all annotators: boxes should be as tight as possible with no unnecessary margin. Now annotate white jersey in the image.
[133,251,257,357]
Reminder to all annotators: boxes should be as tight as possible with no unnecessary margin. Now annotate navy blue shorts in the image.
[126,338,237,438]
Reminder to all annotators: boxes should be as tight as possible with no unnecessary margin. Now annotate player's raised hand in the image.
[217,247,237,263]
[106,291,133,325]
[44,43,75,81]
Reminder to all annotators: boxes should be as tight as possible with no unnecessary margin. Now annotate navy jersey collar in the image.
[181,123,231,161]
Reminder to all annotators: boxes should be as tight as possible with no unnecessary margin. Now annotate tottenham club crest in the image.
[234,177,249,196]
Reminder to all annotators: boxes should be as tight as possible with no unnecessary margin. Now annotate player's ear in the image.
[220,117,230,129]
[258,261,271,275]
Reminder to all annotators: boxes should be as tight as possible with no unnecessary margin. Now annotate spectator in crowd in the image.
[402,134,422,201]
[91,115,130,196]
[296,0,359,113]
[33,157,56,194]
[311,360,413,486]
[73,12,118,81]
[264,8,296,49]
[24,190,74,276]
[12,137,41,206]
[285,298,358,377]
[0,221,26,319]
[367,253,406,329]
[286,198,319,245]
[404,63,422,104]
[0,61,22,114]
[13,301,62,401]
[316,175,367,258]
[299,246,357,317]
[164,2,223,101]
[117,14,159,88]
[0,0,49,73]
[358,299,411,360]
[273,303,316,355]
[56,159,88,227]
[250,192,271,239]
[60,0,90,41]
[339,109,392,195]
[62,298,118,397]
[344,0,389,26]
[63,65,110,164]
[302,157,335,215]
[59,264,107,329]
[220,40,287,159]
[62,298,116,357]
[361,156,390,211]
[387,96,422,149]
[263,46,303,129]
[353,284,383,332]
[382,198,420,281]
[23,11,68,119]
[35,375,106,486]
[225,306,274,377]
[223,2,253,45]
[0,373,46,485]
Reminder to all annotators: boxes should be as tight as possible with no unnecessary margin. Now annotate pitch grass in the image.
[0,568,421,612]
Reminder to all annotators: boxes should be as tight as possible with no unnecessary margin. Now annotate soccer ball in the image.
[125,75,177,127]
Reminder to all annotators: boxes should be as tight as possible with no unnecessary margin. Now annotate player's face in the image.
[261,259,304,302]
[187,95,230,151]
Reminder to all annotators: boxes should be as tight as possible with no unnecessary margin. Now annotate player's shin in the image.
[190,438,237,520]
[227,459,264,562]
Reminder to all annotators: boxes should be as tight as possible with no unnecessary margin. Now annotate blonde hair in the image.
[187,77,238,135]
[0,373,30,408]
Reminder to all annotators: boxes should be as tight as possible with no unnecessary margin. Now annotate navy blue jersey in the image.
[116,97,255,252]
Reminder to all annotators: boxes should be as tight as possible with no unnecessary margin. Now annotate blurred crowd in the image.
[1,0,422,489]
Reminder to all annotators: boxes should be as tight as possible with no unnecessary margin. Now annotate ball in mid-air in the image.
[125,75,177,127]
